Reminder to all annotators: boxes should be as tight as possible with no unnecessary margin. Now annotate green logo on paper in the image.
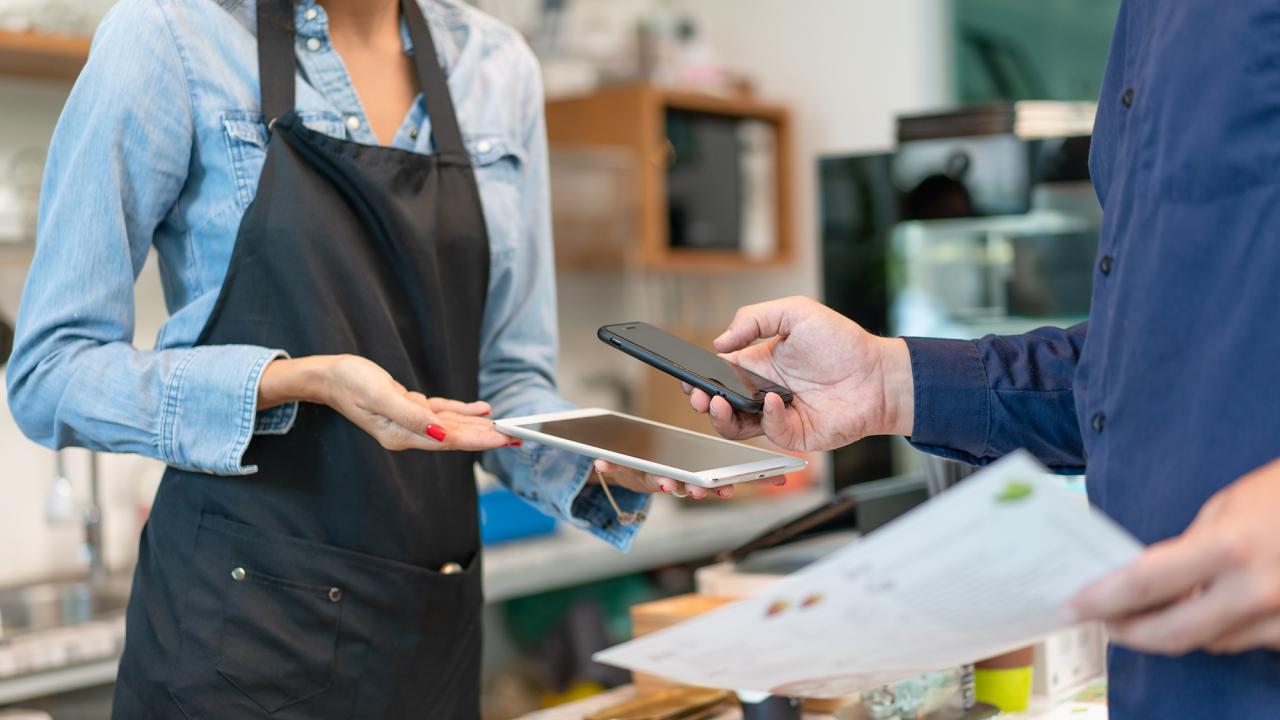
[996,480,1034,503]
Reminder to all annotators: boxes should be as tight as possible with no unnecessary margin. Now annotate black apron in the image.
[112,1,489,717]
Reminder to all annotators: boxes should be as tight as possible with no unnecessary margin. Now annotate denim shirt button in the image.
[305,37,322,52]
[304,8,318,21]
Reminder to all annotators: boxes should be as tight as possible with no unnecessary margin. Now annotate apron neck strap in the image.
[401,0,467,157]
[257,0,297,128]
[256,0,469,157]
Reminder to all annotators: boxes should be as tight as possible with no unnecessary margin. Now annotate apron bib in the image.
[112,1,490,717]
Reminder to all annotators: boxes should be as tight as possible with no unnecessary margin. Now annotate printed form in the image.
[596,451,1143,697]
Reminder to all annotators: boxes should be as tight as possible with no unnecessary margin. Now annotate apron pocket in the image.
[173,513,357,718]
[216,565,342,712]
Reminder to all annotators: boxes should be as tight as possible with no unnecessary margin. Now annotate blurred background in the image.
[0,1,1120,717]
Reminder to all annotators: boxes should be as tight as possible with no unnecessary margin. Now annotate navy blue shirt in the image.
[905,1,1280,716]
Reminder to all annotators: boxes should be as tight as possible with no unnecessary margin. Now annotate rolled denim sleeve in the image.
[477,41,647,551]
[906,323,1088,473]
[5,0,294,476]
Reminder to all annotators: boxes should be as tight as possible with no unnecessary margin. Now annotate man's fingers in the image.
[758,392,797,448]
[690,388,713,414]
[1104,570,1275,655]
[1207,615,1280,655]
[708,395,762,439]
[714,298,802,353]
[1071,534,1236,622]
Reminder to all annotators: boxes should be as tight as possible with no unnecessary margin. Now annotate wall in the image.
[0,1,952,587]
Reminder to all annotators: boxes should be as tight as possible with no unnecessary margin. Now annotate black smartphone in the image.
[598,322,794,413]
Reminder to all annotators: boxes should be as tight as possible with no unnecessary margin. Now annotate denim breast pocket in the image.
[222,111,347,211]
[467,134,526,261]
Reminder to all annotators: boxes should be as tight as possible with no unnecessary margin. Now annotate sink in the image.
[0,575,131,640]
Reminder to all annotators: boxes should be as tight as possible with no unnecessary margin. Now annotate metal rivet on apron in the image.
[440,562,463,575]
[230,567,246,581]
[328,587,342,603]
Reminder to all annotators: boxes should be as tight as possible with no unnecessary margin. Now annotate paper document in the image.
[595,451,1143,697]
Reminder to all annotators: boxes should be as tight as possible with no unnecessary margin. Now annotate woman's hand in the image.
[591,459,786,500]
[259,355,513,452]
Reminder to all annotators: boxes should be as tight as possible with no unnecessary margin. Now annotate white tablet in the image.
[495,408,807,488]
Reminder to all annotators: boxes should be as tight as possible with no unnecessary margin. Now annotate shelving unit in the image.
[0,30,90,82]
[546,84,793,272]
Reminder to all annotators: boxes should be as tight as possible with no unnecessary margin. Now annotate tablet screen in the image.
[525,414,781,473]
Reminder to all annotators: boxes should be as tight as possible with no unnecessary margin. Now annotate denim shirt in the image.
[6,0,646,550]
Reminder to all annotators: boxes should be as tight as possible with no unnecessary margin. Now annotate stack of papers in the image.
[596,452,1142,697]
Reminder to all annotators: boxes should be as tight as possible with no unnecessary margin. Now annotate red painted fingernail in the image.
[507,439,522,447]
[717,488,731,498]
[480,410,492,416]
[426,424,447,442]
[659,482,669,492]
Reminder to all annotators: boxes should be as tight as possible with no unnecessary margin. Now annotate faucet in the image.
[46,449,107,585]
[84,452,106,586]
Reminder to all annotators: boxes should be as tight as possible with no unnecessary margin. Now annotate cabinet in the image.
[546,84,793,272]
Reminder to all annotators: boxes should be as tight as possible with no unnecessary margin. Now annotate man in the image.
[687,2,1280,716]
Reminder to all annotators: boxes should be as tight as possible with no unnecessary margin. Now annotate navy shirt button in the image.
[1092,412,1106,433]
[1122,87,1135,108]
[1100,255,1114,275]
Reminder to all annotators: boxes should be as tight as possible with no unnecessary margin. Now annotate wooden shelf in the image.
[0,30,90,82]
[546,84,794,273]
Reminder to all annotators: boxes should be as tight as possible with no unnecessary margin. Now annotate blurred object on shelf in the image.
[546,680,609,710]
[476,467,558,545]
[0,0,111,36]
[0,145,44,247]
[0,309,12,366]
[585,686,730,720]
[550,146,639,270]
[480,485,559,546]
[484,657,549,720]
[475,0,744,97]
[546,84,792,272]
[974,647,1034,712]
[694,533,858,600]
[636,3,734,94]
[1032,623,1107,701]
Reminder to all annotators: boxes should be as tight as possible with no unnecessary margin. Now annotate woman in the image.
[7,0,730,716]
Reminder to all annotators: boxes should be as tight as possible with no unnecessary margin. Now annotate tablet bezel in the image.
[495,408,807,488]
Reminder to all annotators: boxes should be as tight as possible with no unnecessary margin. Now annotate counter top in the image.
[482,488,827,602]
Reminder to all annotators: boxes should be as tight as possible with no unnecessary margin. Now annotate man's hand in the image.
[1069,458,1280,655]
[689,296,914,452]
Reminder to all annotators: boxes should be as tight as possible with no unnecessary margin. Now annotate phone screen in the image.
[525,414,781,472]
[607,323,786,401]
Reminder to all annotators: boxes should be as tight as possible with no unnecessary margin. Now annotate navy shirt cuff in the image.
[905,337,991,462]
